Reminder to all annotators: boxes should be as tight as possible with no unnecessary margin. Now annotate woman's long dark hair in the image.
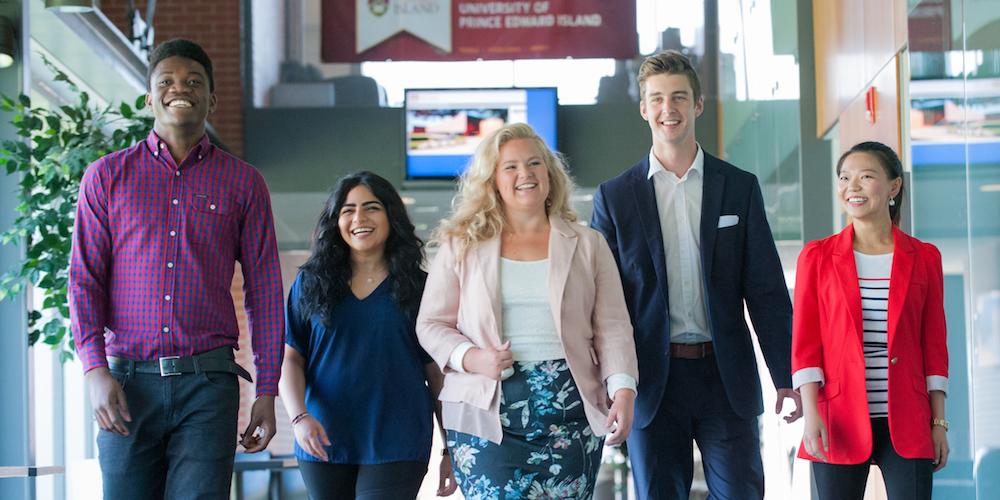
[297,172,425,325]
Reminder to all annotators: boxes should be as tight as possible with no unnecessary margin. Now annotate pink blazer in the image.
[792,224,948,464]
[416,216,639,444]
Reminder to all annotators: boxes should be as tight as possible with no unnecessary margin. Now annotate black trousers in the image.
[297,460,427,500]
[812,418,934,500]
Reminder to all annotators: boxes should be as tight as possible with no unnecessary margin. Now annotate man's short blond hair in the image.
[637,50,701,102]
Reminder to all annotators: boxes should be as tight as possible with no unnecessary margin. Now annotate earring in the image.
[545,198,552,207]
[889,199,896,207]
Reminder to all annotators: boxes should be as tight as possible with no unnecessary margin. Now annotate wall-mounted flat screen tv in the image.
[404,88,558,179]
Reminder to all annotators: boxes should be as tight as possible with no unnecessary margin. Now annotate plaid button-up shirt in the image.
[69,131,284,396]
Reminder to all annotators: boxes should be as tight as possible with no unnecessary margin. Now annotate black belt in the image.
[107,346,253,383]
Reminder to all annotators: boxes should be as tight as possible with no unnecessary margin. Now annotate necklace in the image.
[357,266,387,284]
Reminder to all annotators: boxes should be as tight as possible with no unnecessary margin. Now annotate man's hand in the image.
[463,341,515,380]
[437,454,458,496]
[87,367,131,436]
[241,395,276,453]
[605,389,636,446]
[776,388,803,423]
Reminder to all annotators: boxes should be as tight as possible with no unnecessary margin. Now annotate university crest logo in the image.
[369,0,389,17]
[356,0,450,53]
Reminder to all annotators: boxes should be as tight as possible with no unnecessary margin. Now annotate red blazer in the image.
[792,224,948,464]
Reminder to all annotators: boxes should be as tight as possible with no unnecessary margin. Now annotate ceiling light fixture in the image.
[0,17,15,69]
[45,0,95,13]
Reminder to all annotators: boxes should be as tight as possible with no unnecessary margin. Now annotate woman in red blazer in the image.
[792,142,949,500]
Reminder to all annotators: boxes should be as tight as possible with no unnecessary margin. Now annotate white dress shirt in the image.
[648,146,712,343]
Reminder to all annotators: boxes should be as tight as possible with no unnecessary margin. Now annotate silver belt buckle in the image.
[159,356,182,376]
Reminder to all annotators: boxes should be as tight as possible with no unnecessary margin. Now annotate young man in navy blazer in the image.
[590,50,802,499]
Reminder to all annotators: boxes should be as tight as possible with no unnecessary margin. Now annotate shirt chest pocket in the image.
[186,193,235,249]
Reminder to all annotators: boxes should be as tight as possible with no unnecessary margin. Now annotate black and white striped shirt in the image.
[856,251,893,418]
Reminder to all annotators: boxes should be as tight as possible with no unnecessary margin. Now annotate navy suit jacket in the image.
[591,151,793,429]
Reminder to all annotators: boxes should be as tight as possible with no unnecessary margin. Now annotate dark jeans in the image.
[297,460,427,500]
[628,355,765,500]
[98,368,240,500]
[812,418,934,500]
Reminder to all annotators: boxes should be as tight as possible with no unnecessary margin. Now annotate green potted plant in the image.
[0,55,152,361]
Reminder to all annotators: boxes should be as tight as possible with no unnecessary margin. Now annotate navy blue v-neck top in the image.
[285,272,434,464]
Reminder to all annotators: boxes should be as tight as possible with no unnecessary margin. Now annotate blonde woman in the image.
[417,123,639,498]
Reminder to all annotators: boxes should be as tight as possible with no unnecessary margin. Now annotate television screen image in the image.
[405,88,557,179]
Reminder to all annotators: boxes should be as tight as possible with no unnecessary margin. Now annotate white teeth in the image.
[664,120,679,125]
[848,197,867,203]
[168,101,192,108]
[352,228,373,235]
[516,183,537,190]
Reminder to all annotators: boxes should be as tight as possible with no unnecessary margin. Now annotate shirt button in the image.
[687,313,693,317]
[163,327,169,333]
[169,230,176,236]
[890,357,898,365]
[165,295,171,301]
[198,155,203,160]
[684,281,690,285]
[172,199,178,205]
[679,215,685,220]
[167,262,174,268]
[153,151,158,156]
[210,204,216,210]
[681,248,687,253]
[175,171,181,176]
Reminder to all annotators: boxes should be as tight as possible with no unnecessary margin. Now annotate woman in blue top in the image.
[279,171,457,499]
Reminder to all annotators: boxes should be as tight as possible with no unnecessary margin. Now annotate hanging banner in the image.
[322,0,638,62]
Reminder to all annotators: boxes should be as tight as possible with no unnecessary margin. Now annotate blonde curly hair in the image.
[432,122,577,259]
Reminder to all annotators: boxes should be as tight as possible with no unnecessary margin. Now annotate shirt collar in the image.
[647,143,704,182]
[145,130,213,163]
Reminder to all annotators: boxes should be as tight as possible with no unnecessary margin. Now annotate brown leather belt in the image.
[669,342,714,359]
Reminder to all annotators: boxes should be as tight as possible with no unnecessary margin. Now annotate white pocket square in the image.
[718,215,739,228]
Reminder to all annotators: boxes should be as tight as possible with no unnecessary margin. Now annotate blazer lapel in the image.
[547,217,578,339]
[474,236,503,342]
[700,153,725,284]
[833,225,864,342]
[886,226,915,347]
[630,163,670,302]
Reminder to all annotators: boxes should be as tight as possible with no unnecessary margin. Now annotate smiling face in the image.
[640,73,703,150]
[837,152,902,223]
[494,138,551,217]
[146,55,217,132]
[338,184,390,259]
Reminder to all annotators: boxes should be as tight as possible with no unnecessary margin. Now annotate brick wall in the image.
[99,0,246,158]
[230,262,295,456]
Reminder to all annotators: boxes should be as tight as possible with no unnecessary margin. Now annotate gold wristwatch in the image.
[932,418,949,431]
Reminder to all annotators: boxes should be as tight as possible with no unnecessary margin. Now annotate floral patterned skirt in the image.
[447,359,604,500]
